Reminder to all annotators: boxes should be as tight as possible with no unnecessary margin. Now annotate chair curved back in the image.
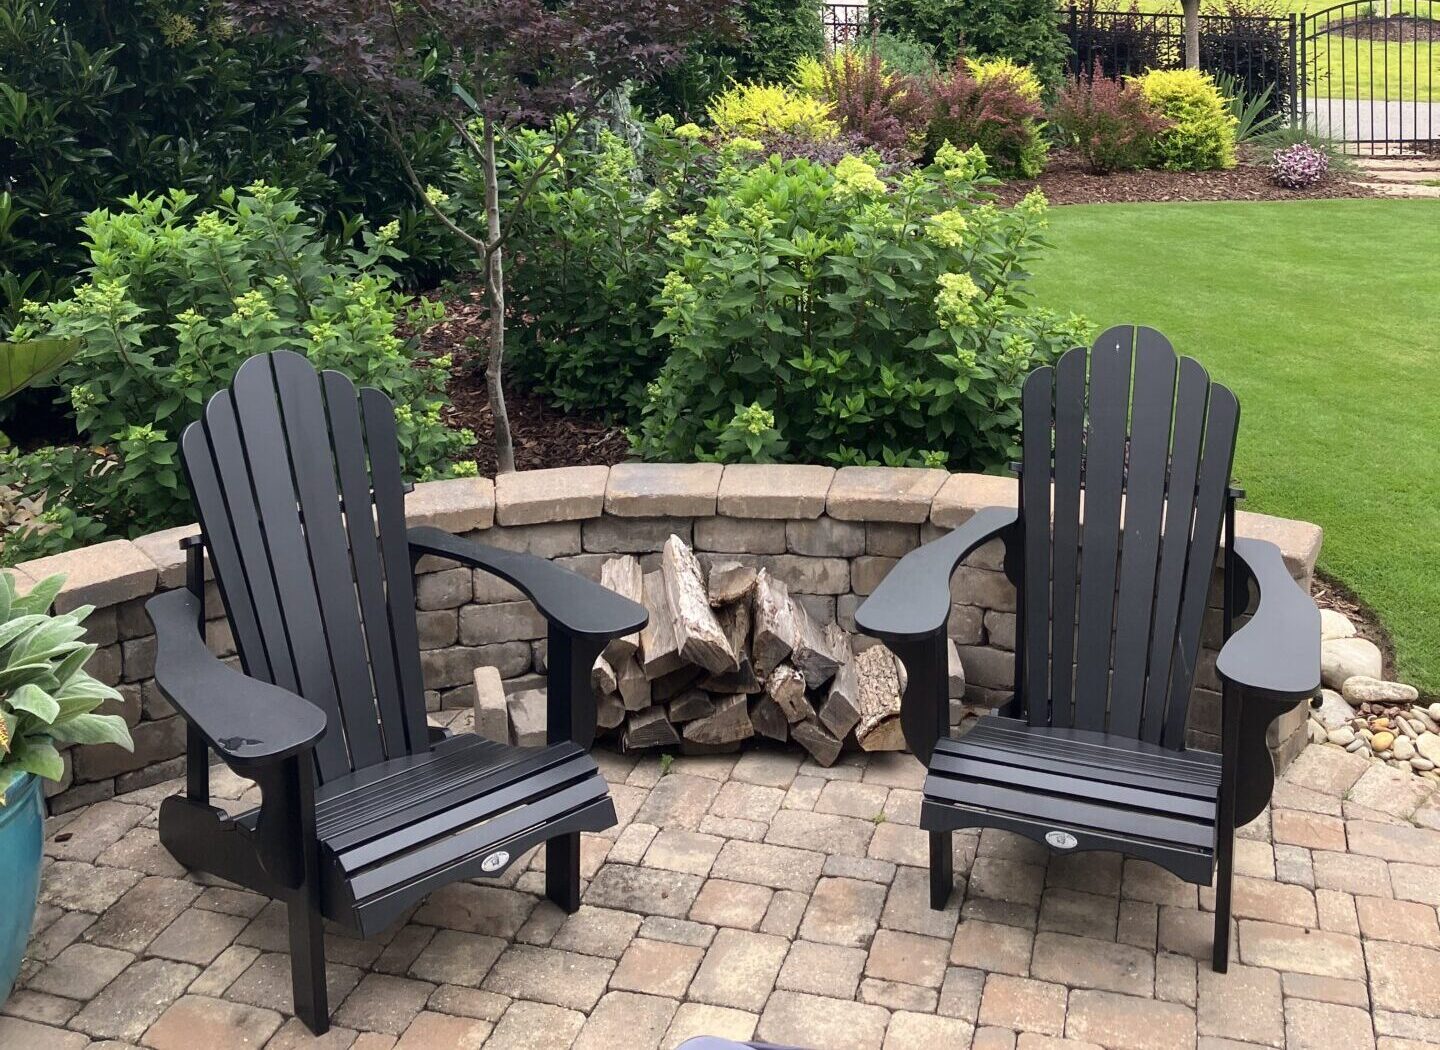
[1016,325,1239,748]
[180,350,430,782]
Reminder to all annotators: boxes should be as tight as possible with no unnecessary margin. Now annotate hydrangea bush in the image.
[633,145,1090,469]
[1269,142,1329,189]
[1,185,471,562]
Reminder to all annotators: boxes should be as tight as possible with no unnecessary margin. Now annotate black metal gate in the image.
[1298,0,1439,155]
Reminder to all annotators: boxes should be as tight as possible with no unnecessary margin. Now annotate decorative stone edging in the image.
[7,463,1325,814]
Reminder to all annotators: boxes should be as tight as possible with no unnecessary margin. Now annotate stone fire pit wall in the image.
[8,463,1324,816]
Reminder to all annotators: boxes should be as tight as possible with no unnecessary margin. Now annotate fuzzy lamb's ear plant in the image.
[0,571,133,804]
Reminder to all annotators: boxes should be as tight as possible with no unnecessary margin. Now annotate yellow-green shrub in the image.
[793,48,896,97]
[1133,69,1237,171]
[965,56,1043,105]
[707,82,839,140]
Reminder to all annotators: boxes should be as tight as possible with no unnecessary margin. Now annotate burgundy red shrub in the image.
[1051,64,1171,174]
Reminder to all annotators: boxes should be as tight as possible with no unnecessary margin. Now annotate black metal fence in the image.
[822,2,873,48]
[1298,0,1439,155]
[1059,5,1297,119]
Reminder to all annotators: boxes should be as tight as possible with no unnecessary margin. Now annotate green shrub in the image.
[867,33,940,79]
[707,82,838,140]
[502,117,715,416]
[1,185,471,562]
[0,0,458,328]
[633,146,1090,469]
[0,570,134,802]
[727,0,826,83]
[870,0,1069,85]
[927,62,1049,178]
[1134,69,1238,171]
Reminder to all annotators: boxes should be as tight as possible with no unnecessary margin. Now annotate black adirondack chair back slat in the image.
[180,351,430,782]
[1017,326,1240,749]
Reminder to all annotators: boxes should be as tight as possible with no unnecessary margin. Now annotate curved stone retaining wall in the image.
[7,463,1324,815]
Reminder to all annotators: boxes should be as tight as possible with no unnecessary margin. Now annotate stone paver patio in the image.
[10,708,1440,1050]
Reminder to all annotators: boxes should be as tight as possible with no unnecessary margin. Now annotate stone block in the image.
[850,556,897,597]
[19,539,157,614]
[74,715,185,782]
[508,689,547,747]
[826,466,947,523]
[415,567,472,611]
[864,522,920,557]
[695,517,788,554]
[766,556,849,595]
[955,646,1015,691]
[951,567,1017,612]
[983,611,1016,651]
[495,465,609,526]
[415,609,458,650]
[132,523,204,589]
[606,462,723,517]
[930,472,1019,528]
[1234,509,1323,580]
[460,601,547,645]
[471,521,582,558]
[717,463,834,519]
[584,516,692,553]
[405,477,495,532]
[786,517,866,558]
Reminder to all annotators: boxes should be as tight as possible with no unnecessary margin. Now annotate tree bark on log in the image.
[683,694,754,745]
[765,663,814,724]
[854,644,905,751]
[640,570,684,679]
[601,555,645,660]
[752,569,799,676]
[662,536,739,674]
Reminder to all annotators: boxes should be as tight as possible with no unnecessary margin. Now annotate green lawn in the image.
[1027,199,1440,692]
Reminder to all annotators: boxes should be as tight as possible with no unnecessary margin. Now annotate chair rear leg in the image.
[1212,829,1234,973]
[930,830,953,910]
[546,832,582,913]
[287,893,329,1034]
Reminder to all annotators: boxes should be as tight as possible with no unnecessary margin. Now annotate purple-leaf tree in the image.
[231,0,735,472]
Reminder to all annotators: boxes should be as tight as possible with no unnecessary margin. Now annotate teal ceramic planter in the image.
[0,773,44,1006]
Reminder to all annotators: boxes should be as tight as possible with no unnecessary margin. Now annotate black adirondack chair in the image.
[145,351,646,1034]
[856,326,1319,972]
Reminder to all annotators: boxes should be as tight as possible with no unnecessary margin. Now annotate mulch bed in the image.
[419,287,630,477]
[992,150,1377,206]
[1330,13,1440,43]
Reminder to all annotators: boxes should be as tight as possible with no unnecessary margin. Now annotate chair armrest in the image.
[1216,538,1321,701]
[408,526,647,641]
[855,507,1019,641]
[146,588,327,769]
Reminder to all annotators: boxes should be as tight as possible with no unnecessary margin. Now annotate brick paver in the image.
[15,737,1440,1048]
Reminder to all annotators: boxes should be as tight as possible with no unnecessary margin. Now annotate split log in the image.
[765,663,814,724]
[616,654,651,711]
[662,536,739,674]
[751,696,790,742]
[639,570,685,679]
[652,664,704,702]
[683,694,754,746]
[854,644,905,751]
[948,639,966,697]
[668,689,715,723]
[702,601,760,693]
[792,610,845,689]
[792,718,843,767]
[708,561,757,606]
[597,691,626,730]
[624,707,679,750]
[601,555,644,660]
[592,654,618,697]
[818,651,861,739]
[752,569,800,676]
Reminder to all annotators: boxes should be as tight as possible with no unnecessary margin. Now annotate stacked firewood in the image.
[590,535,909,766]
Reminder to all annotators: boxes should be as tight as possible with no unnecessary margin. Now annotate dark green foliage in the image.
[636,0,822,116]
[0,0,457,329]
[871,0,1069,85]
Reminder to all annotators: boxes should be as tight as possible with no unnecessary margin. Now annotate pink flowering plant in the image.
[1269,142,1329,189]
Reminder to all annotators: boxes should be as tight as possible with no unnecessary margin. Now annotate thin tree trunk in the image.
[481,117,515,474]
[1182,0,1201,70]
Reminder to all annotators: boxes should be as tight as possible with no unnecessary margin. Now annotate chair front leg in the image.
[253,755,330,1034]
[544,626,609,912]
